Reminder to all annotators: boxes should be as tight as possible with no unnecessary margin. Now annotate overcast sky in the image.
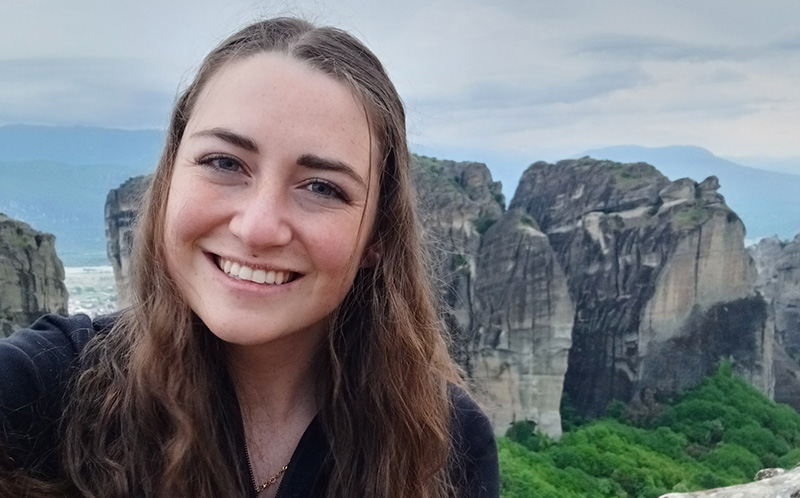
[1,0,798,190]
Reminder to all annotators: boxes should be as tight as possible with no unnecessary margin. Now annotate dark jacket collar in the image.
[220,370,331,498]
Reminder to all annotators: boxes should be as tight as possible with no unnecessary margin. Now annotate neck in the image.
[225,328,324,424]
[225,331,324,495]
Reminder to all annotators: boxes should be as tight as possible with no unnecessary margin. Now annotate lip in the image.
[204,252,303,292]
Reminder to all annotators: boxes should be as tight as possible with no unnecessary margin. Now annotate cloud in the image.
[0,0,798,165]
[573,35,756,62]
[410,67,651,114]
[0,57,174,128]
[574,31,800,63]
[772,33,800,51]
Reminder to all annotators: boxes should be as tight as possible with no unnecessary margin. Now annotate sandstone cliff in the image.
[471,211,573,437]
[512,158,773,417]
[413,156,574,437]
[107,158,576,437]
[750,234,800,409]
[0,213,68,337]
[105,175,150,308]
[412,155,505,366]
[105,155,772,436]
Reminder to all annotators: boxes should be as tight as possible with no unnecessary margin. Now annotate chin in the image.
[200,314,328,350]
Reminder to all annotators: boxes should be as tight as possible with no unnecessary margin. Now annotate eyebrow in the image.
[297,154,366,189]
[191,128,259,154]
[190,127,366,188]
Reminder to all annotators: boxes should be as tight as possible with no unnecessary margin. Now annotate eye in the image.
[304,179,348,202]
[197,154,243,173]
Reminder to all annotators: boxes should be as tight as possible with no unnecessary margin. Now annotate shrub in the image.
[605,400,629,423]
[724,425,789,461]
[472,216,497,235]
[777,448,800,469]
[700,444,762,480]
[506,421,554,453]
[497,362,800,497]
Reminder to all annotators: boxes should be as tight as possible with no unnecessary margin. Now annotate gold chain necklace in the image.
[254,464,289,494]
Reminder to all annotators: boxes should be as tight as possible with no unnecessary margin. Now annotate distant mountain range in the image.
[0,124,163,166]
[580,145,800,241]
[723,155,800,176]
[0,125,797,265]
[0,125,163,265]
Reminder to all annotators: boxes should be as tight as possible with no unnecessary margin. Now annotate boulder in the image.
[660,466,800,498]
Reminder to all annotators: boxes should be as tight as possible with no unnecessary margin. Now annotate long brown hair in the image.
[50,17,462,498]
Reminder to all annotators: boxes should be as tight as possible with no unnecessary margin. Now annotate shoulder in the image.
[0,313,112,386]
[0,313,114,426]
[0,313,115,475]
[448,384,500,498]
[1,313,103,356]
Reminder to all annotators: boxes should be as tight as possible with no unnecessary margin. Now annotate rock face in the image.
[749,234,800,409]
[107,158,576,437]
[0,213,68,337]
[659,466,800,498]
[413,156,574,437]
[470,211,574,437]
[104,155,773,436]
[512,158,772,417]
[412,156,505,366]
[105,176,150,308]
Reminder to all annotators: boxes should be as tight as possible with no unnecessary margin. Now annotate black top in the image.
[0,314,499,497]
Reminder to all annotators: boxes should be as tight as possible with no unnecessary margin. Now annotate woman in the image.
[0,17,498,498]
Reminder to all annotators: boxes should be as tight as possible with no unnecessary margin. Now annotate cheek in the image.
[310,220,369,282]
[161,201,188,286]
[163,195,188,255]
[162,184,206,271]
[164,180,213,247]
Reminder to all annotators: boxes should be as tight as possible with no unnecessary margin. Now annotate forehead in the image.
[184,52,379,171]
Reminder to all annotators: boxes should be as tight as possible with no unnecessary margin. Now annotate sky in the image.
[1,0,799,192]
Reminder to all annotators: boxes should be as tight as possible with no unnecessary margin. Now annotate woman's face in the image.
[163,52,378,349]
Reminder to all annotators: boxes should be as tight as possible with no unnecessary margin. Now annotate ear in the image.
[360,244,381,268]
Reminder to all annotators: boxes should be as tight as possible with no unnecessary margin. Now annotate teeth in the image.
[238,266,253,281]
[216,257,293,286]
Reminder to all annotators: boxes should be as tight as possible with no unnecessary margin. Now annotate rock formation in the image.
[470,211,573,437]
[0,213,68,337]
[749,234,800,409]
[107,159,576,437]
[412,156,505,366]
[413,156,574,437]
[105,176,150,308]
[660,466,800,497]
[512,158,773,417]
[104,155,774,437]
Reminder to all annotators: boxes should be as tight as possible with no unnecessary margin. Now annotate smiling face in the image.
[163,52,378,350]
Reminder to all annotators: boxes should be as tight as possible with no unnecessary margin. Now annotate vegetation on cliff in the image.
[499,363,800,497]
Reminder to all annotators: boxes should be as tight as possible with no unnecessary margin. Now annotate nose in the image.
[228,184,293,250]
